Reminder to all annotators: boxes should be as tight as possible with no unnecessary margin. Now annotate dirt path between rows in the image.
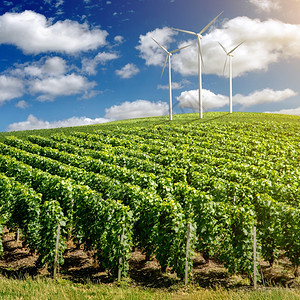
[0,229,298,290]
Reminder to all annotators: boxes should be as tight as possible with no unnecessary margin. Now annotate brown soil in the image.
[0,228,299,289]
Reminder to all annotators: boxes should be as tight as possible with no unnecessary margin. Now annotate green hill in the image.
[0,112,299,287]
[1,111,299,140]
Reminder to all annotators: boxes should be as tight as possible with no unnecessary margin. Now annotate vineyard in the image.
[0,112,299,285]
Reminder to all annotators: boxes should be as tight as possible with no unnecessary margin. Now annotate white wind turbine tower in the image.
[172,11,223,119]
[218,41,244,114]
[152,37,191,121]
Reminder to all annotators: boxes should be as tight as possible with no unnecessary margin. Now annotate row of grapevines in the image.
[26,133,298,204]
[91,124,299,168]
[0,172,65,269]
[25,135,167,177]
[67,130,298,184]
[0,140,258,276]
[1,138,257,277]
[0,145,195,278]
[45,132,299,208]
[25,135,187,187]
[0,153,132,277]
[16,134,300,271]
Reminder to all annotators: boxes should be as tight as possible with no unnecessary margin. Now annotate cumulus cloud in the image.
[42,56,67,75]
[105,100,169,120]
[248,0,281,12]
[177,88,297,110]
[16,100,29,109]
[7,56,97,101]
[234,88,297,107]
[0,75,24,105]
[178,89,229,110]
[82,52,119,75]
[265,106,300,115]
[7,114,110,131]
[136,27,178,66]
[29,74,97,101]
[19,56,67,78]
[0,10,108,54]
[114,35,124,44]
[177,17,300,77]
[115,63,139,79]
[158,79,191,90]
[139,17,300,78]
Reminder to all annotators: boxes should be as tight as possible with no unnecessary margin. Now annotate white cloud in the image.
[105,100,169,120]
[234,88,297,107]
[55,0,64,8]
[177,88,297,110]
[44,0,64,7]
[42,57,67,76]
[136,27,178,66]
[0,75,24,104]
[178,89,229,110]
[95,52,119,64]
[22,56,67,78]
[4,56,98,102]
[3,56,97,102]
[82,52,119,75]
[16,100,29,109]
[115,63,139,79]
[114,35,124,44]
[0,10,108,54]
[139,17,300,78]
[158,79,191,90]
[248,0,281,12]
[29,74,96,101]
[265,106,300,115]
[7,114,110,131]
[175,17,300,77]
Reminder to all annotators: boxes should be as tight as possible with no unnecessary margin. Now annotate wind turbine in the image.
[218,41,244,114]
[152,37,191,121]
[172,11,223,119]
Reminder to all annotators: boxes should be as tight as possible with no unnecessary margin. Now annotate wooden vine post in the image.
[253,226,257,289]
[53,223,61,280]
[118,224,125,281]
[185,222,191,285]
[16,228,20,243]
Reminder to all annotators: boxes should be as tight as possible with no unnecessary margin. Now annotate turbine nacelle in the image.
[151,37,191,120]
[219,41,245,75]
[151,37,191,77]
[218,40,244,114]
[170,11,224,119]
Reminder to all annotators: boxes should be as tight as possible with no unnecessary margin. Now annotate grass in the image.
[1,112,299,142]
[0,277,299,300]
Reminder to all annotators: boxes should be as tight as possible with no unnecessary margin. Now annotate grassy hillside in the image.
[0,112,299,297]
[1,112,299,140]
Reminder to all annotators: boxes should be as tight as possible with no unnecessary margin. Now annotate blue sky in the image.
[0,0,300,131]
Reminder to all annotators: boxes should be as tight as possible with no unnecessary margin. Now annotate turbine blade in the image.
[171,27,197,36]
[161,55,168,78]
[197,38,204,68]
[228,40,245,55]
[218,41,228,54]
[199,11,223,35]
[151,37,169,54]
[170,44,192,54]
[223,56,228,76]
